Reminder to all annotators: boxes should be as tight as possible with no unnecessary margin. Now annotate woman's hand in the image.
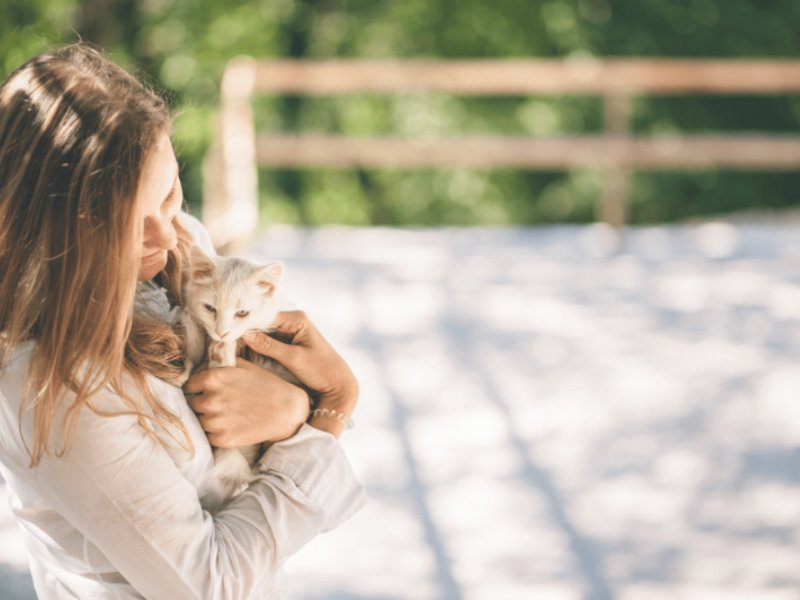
[243,310,359,438]
[183,357,310,448]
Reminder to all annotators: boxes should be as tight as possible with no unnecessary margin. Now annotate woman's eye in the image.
[235,310,250,318]
[203,304,216,313]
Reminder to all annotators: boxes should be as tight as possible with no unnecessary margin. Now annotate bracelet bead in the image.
[311,407,355,430]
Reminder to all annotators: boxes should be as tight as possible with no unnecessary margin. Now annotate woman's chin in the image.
[137,252,168,281]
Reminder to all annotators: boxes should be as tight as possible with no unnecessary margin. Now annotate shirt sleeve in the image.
[33,390,366,600]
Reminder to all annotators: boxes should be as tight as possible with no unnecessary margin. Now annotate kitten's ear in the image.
[189,245,216,281]
[253,261,283,296]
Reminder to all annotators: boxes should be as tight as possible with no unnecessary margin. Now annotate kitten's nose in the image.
[216,328,230,339]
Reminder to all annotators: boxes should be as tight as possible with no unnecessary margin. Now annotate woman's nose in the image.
[144,218,177,251]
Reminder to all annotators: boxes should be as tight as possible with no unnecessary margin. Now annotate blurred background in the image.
[3,1,800,599]
[3,0,800,225]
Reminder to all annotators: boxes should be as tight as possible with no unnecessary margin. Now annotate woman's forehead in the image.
[137,133,178,213]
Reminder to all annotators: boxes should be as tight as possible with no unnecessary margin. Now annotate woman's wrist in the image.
[290,387,313,431]
[308,386,358,439]
[319,379,359,411]
[261,384,311,443]
[311,406,354,427]
[308,410,353,439]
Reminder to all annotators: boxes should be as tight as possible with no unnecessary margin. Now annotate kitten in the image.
[182,245,303,513]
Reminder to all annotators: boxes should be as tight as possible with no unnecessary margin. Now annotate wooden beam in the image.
[599,95,631,227]
[254,134,800,169]
[243,59,800,95]
[207,58,800,233]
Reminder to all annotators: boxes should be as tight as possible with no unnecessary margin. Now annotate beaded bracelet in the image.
[311,407,355,430]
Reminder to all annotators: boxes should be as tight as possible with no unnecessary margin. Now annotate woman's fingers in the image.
[182,374,205,395]
[187,392,213,415]
[185,309,358,443]
[243,331,298,366]
[268,310,311,337]
[245,310,357,408]
[183,368,225,417]
[183,365,224,395]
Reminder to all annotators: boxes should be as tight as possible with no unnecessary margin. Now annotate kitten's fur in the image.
[182,245,302,513]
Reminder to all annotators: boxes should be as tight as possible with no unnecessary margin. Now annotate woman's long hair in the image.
[0,43,193,466]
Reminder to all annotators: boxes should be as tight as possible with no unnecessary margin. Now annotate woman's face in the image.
[136,133,183,281]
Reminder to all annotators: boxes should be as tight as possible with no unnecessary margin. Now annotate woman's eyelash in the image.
[162,179,180,207]
[164,191,177,206]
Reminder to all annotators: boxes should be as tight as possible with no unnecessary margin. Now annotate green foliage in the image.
[2,0,800,225]
[0,1,76,73]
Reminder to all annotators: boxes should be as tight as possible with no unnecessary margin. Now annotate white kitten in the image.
[182,245,302,513]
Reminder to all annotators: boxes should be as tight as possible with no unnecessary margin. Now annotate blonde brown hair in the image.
[0,43,193,466]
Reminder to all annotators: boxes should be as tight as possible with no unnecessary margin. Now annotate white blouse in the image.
[0,214,366,599]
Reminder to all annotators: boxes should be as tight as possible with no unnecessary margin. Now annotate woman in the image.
[0,43,365,599]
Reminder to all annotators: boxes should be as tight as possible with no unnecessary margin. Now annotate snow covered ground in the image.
[3,221,800,599]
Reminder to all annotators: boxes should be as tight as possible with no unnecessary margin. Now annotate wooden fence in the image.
[203,58,800,249]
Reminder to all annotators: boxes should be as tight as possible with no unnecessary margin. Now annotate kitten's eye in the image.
[203,303,216,313]
[235,310,250,318]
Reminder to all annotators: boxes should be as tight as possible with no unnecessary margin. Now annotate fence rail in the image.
[238,59,800,95]
[204,58,800,249]
[253,135,800,169]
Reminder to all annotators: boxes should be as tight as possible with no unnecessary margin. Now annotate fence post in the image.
[598,93,631,230]
[204,57,259,252]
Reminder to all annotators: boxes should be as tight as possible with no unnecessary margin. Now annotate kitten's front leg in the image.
[208,339,237,369]
[202,338,260,512]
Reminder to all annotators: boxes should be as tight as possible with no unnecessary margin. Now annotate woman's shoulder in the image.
[0,338,35,370]
[0,338,185,428]
[0,341,41,466]
[0,340,36,390]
